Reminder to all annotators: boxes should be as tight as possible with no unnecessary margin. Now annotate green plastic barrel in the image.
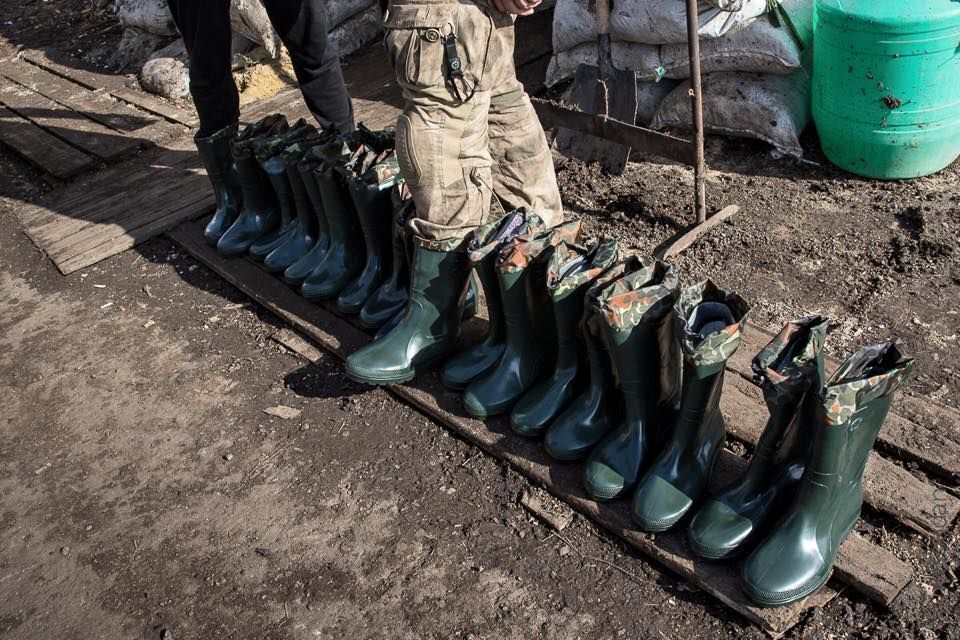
[813,0,960,178]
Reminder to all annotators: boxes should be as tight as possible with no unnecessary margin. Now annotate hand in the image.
[491,0,542,16]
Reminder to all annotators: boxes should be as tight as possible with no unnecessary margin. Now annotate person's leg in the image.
[485,13,563,226]
[167,0,238,136]
[260,0,355,133]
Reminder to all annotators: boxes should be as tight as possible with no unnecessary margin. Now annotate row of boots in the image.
[196,115,469,331]
[349,210,911,608]
[196,119,914,609]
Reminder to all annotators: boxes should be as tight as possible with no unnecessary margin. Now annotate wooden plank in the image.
[17,50,199,128]
[720,375,960,537]
[0,104,93,179]
[0,59,187,147]
[109,86,198,128]
[1,58,156,133]
[727,323,960,481]
[0,77,141,161]
[533,98,697,165]
[169,219,914,625]
[56,191,213,274]
[22,139,199,243]
[18,49,126,92]
[657,205,742,260]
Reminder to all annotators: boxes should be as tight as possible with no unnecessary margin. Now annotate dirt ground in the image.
[2,2,960,640]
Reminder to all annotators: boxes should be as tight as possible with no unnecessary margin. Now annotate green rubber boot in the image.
[440,210,542,391]
[543,258,637,461]
[196,122,242,246]
[687,316,829,560]
[217,114,288,257]
[741,341,913,607]
[249,121,316,260]
[283,149,331,286]
[264,140,320,273]
[301,145,366,301]
[345,235,472,385]
[359,185,412,329]
[336,152,400,315]
[510,237,620,438]
[462,219,582,419]
[631,280,750,532]
[582,259,682,501]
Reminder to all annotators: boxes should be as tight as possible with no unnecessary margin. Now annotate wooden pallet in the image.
[0,56,190,179]
[168,219,928,638]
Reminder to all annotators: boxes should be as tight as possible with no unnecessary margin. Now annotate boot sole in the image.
[345,367,416,386]
[741,568,833,608]
[686,535,741,561]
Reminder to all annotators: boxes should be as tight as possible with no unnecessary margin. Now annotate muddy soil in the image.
[2,2,960,639]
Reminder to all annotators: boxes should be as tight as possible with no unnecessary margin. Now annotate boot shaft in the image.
[195,122,239,182]
[298,157,329,238]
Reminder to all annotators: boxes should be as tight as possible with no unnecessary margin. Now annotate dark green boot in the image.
[359,185,412,329]
[196,122,242,246]
[631,280,750,532]
[741,341,913,607]
[461,220,582,419]
[440,209,543,391]
[543,259,636,461]
[249,122,316,260]
[336,152,400,315]
[687,316,829,560]
[373,271,478,340]
[283,148,331,286]
[217,114,288,257]
[345,235,472,385]
[510,237,620,437]
[582,259,682,501]
[263,141,320,272]
[301,148,366,301]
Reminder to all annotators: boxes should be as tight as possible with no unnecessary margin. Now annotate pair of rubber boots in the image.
[582,278,752,534]
[683,318,913,607]
[343,208,548,386]
[452,217,585,420]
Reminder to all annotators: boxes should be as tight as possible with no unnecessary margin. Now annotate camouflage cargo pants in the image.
[383,0,563,240]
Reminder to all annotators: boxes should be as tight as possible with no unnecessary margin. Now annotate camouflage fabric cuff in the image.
[497,219,582,274]
[677,279,751,375]
[596,258,680,331]
[362,152,401,190]
[822,341,914,426]
[233,114,288,156]
[752,316,829,394]
[547,237,619,300]
[467,210,545,265]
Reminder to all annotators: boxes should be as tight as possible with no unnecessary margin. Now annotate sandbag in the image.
[658,15,802,79]
[558,78,679,126]
[230,0,281,58]
[552,0,598,54]
[326,0,378,29]
[651,70,811,157]
[610,0,767,44]
[111,0,177,36]
[328,5,383,58]
[546,17,803,88]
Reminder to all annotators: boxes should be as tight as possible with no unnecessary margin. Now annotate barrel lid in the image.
[816,0,960,32]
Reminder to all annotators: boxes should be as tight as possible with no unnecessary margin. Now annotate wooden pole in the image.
[685,0,707,224]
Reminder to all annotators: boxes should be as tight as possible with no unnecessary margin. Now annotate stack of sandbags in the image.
[548,0,813,156]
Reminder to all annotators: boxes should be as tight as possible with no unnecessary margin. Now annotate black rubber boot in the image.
[462,220,582,419]
[544,258,636,462]
[631,280,750,532]
[336,152,400,315]
[196,122,242,246]
[440,210,542,391]
[301,144,366,301]
[345,235,472,385]
[264,139,321,273]
[359,185,413,329]
[510,236,620,438]
[217,114,288,257]
[582,259,682,501]
[283,148,331,286]
[742,342,913,606]
[687,316,829,560]
[248,121,317,260]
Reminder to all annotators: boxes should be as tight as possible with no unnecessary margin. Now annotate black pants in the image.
[168,0,355,136]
